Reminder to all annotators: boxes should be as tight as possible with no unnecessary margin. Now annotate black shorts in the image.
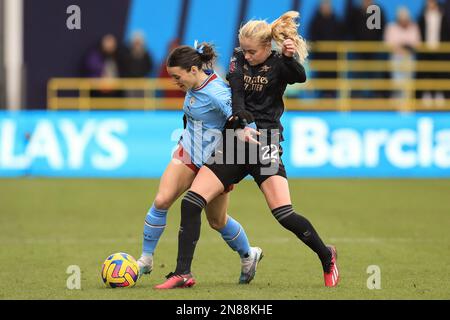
[205,130,287,190]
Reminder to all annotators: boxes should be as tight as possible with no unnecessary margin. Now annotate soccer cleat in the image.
[137,255,153,278]
[239,247,264,284]
[154,272,196,289]
[324,245,339,287]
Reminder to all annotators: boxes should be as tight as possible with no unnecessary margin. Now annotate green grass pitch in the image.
[1,178,449,300]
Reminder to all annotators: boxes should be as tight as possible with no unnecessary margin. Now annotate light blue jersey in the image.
[180,71,232,167]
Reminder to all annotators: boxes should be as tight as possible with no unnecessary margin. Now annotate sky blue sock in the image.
[142,204,167,256]
[219,216,251,258]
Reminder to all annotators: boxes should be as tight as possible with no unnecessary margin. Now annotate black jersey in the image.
[226,48,306,140]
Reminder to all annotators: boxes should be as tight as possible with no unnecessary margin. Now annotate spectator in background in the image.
[121,31,154,103]
[84,34,123,97]
[384,7,421,109]
[309,0,343,98]
[345,0,385,41]
[418,0,449,107]
[310,0,343,41]
[345,0,387,98]
[122,31,153,78]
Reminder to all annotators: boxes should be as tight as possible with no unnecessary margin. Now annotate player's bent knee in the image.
[206,216,226,230]
[154,193,175,210]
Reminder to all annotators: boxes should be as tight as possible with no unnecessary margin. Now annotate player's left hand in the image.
[282,39,295,58]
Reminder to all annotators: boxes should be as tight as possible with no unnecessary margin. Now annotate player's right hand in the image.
[282,39,295,58]
[235,127,261,145]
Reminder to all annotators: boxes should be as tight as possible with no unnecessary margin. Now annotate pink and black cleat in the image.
[324,245,340,287]
[154,272,196,289]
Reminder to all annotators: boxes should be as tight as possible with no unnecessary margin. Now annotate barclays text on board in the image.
[0,111,449,177]
[0,118,128,171]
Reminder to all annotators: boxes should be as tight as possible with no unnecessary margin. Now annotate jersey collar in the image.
[193,73,217,91]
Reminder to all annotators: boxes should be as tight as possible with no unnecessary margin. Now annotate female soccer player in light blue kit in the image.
[137,42,262,288]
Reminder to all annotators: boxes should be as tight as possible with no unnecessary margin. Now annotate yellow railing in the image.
[47,41,450,111]
[47,78,184,110]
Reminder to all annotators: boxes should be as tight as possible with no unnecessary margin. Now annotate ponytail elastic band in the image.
[193,40,204,54]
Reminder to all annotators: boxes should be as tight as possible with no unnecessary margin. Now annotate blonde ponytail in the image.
[270,11,308,63]
[238,11,308,63]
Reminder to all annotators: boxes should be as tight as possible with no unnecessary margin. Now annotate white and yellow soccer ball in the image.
[101,252,139,288]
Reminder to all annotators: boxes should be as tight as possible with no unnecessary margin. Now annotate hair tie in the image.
[193,40,204,54]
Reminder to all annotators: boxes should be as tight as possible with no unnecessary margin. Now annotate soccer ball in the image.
[101,252,139,288]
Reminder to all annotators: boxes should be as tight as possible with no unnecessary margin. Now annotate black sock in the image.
[174,190,206,275]
[272,205,332,272]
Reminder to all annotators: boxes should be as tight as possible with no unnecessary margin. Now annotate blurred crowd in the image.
[82,31,153,98]
[309,0,450,107]
[83,0,450,108]
[82,32,185,98]
[84,32,152,80]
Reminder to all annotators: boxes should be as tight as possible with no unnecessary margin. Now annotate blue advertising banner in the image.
[0,111,181,177]
[283,112,450,177]
[0,111,449,178]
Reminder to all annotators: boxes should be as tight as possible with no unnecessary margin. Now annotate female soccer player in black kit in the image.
[156,11,339,289]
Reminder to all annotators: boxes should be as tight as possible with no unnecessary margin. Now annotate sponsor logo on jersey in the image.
[259,65,271,72]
